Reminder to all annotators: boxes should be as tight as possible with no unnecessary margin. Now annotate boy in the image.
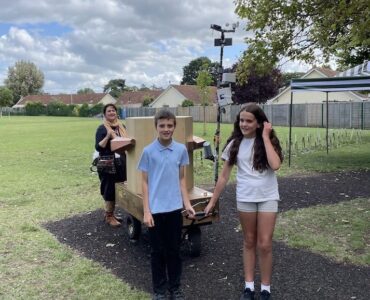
[138,110,195,300]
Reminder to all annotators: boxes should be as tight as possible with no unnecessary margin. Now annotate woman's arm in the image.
[204,160,233,215]
[95,125,114,151]
[262,122,281,170]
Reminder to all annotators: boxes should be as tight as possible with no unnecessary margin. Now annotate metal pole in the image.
[326,92,329,154]
[288,91,293,167]
[214,31,224,184]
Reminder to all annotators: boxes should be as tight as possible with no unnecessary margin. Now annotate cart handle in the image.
[184,210,218,222]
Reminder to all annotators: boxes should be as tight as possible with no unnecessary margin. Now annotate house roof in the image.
[118,90,163,105]
[311,67,338,78]
[171,85,217,104]
[15,93,111,106]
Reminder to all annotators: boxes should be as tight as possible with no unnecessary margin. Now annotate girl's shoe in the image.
[240,288,255,300]
[260,290,271,300]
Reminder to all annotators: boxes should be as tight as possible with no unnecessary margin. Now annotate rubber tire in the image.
[126,215,141,240]
[188,226,201,257]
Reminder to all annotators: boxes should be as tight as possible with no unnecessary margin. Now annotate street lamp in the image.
[210,23,237,185]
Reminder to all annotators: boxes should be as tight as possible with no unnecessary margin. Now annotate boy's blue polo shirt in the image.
[137,138,189,214]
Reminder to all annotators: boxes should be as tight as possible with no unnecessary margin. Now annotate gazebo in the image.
[288,61,370,166]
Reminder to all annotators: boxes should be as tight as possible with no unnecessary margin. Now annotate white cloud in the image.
[0,0,277,93]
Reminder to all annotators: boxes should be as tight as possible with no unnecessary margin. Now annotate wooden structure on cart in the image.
[111,116,219,257]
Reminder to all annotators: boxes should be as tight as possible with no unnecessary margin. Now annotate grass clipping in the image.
[274,198,370,266]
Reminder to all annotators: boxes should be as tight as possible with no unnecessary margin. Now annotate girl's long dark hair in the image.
[224,103,283,171]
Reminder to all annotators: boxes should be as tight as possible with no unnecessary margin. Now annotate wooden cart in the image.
[112,116,219,257]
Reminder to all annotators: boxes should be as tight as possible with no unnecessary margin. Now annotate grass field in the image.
[1,116,369,299]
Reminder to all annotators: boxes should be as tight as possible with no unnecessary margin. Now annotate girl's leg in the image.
[256,212,277,285]
[239,211,258,282]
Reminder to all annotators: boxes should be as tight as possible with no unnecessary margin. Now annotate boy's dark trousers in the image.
[148,209,183,294]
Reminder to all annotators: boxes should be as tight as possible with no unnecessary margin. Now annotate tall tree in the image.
[103,79,126,98]
[196,66,213,135]
[5,60,44,105]
[281,72,305,88]
[77,88,95,94]
[235,0,370,73]
[0,87,13,107]
[233,63,283,104]
[181,57,218,85]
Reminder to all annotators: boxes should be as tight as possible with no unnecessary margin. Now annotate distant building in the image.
[267,67,368,104]
[13,93,116,108]
[149,85,217,108]
[118,90,163,108]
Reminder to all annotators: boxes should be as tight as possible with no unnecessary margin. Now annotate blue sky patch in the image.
[0,22,72,37]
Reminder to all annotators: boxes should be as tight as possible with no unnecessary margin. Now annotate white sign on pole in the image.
[217,87,233,106]
[222,72,236,83]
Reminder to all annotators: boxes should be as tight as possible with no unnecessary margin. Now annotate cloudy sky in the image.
[0,0,309,94]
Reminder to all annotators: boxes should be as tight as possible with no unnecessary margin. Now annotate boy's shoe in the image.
[169,289,184,300]
[240,288,255,300]
[152,292,167,300]
[260,290,271,300]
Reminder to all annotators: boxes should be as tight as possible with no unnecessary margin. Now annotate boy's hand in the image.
[185,204,196,219]
[144,211,154,227]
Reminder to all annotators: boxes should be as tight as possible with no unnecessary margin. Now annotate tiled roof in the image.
[118,90,163,105]
[16,93,109,106]
[313,67,339,78]
[171,85,217,104]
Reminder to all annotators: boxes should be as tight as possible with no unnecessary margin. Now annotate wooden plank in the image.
[110,137,135,155]
[115,182,143,221]
[188,135,206,151]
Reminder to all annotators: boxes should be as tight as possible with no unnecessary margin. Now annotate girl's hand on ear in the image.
[262,121,272,139]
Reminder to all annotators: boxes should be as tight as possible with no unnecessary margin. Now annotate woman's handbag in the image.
[96,155,116,174]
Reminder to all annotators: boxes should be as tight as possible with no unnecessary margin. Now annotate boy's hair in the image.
[224,103,283,171]
[154,109,176,127]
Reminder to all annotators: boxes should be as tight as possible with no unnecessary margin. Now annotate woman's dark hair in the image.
[103,103,118,115]
[154,109,176,127]
[225,103,283,171]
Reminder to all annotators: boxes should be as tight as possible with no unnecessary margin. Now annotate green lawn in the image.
[1,116,369,299]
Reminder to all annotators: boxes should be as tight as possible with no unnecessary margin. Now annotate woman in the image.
[95,103,127,227]
[205,103,283,300]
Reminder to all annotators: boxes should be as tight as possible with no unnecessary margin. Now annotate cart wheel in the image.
[126,215,141,240]
[188,226,201,257]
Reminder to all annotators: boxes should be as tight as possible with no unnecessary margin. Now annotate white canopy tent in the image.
[336,60,369,77]
[288,71,370,166]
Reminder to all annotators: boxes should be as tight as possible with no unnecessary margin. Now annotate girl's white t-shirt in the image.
[222,137,280,202]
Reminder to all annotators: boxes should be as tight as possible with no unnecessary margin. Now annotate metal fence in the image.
[125,102,370,129]
[2,102,370,129]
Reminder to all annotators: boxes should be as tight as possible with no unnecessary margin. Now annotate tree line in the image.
[23,101,105,117]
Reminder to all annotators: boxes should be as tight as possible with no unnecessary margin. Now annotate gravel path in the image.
[45,170,370,299]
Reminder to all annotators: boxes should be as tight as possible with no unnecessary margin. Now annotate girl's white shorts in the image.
[237,200,279,213]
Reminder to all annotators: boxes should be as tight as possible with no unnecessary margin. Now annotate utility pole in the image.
[210,23,237,185]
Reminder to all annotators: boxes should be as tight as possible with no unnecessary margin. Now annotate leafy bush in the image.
[25,102,46,115]
[142,95,154,107]
[182,99,194,107]
[47,101,72,116]
[89,103,104,116]
[79,103,90,117]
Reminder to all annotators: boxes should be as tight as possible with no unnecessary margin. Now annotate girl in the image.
[204,103,283,300]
